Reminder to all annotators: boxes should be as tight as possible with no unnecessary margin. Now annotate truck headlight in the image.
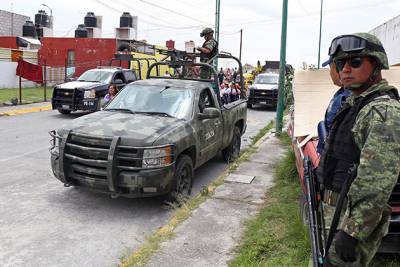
[84,89,96,99]
[142,146,173,168]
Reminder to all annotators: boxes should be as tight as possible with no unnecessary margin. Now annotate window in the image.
[113,72,125,83]
[198,88,215,112]
[67,50,75,67]
[123,71,136,83]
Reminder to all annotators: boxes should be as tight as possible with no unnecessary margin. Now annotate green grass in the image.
[230,141,311,267]
[251,120,275,146]
[0,87,53,104]
[230,132,399,266]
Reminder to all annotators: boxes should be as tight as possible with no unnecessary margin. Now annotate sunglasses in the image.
[335,57,364,71]
[328,35,385,56]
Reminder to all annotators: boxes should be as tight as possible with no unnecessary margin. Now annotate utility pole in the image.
[317,0,323,69]
[214,0,221,69]
[276,0,288,135]
[239,29,243,62]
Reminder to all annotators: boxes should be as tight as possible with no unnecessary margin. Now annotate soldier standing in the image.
[316,33,400,266]
[196,27,218,79]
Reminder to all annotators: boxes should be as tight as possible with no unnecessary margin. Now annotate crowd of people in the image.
[218,67,242,104]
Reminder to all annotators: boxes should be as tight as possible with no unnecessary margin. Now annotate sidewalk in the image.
[146,132,286,267]
[0,102,51,116]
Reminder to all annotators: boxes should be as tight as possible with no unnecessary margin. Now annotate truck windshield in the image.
[105,85,193,120]
[255,75,279,84]
[77,70,113,83]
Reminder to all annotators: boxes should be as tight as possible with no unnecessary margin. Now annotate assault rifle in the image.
[304,156,325,266]
[304,156,358,266]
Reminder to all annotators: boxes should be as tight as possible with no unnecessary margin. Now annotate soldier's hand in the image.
[334,230,358,262]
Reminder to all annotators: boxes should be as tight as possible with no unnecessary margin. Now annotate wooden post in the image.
[43,59,47,101]
[19,76,22,104]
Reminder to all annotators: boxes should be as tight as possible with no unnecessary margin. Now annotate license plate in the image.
[62,105,70,109]
[83,100,96,107]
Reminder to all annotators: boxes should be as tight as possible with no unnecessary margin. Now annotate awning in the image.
[16,36,42,48]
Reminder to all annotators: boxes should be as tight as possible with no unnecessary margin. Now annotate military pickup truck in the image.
[49,53,247,200]
[51,67,137,114]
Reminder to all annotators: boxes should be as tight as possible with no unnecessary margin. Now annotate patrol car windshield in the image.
[105,85,193,120]
[255,75,279,84]
[77,70,113,83]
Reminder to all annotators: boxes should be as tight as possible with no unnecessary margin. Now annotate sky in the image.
[3,0,400,68]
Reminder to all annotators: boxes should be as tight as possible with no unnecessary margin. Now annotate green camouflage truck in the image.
[49,54,247,200]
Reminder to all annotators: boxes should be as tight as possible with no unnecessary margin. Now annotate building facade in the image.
[0,10,30,37]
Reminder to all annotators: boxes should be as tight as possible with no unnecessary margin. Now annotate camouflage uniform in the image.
[327,79,400,266]
[200,39,218,79]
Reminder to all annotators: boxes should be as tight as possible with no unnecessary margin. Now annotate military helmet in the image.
[200,27,214,37]
[329,32,389,69]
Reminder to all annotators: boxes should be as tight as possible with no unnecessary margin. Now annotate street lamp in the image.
[42,3,52,28]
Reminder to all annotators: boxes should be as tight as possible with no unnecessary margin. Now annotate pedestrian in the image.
[316,57,351,153]
[196,27,218,79]
[103,84,118,106]
[316,33,400,266]
[218,67,225,85]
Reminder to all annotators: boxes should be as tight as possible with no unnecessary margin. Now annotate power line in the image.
[137,0,213,26]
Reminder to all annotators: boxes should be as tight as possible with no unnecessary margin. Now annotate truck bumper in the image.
[52,88,99,112]
[51,153,175,198]
[248,89,278,107]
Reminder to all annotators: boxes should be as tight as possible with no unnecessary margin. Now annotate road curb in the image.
[0,104,52,117]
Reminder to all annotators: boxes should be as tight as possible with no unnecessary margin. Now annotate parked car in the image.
[51,67,137,114]
[247,72,279,109]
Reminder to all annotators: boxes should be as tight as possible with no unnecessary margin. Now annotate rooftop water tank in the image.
[35,10,49,27]
[84,12,97,27]
[75,24,88,38]
[22,21,36,38]
[120,12,132,28]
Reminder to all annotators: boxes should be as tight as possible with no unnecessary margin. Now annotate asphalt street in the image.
[0,106,275,267]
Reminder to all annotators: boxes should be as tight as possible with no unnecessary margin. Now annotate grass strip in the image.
[0,87,53,104]
[230,132,399,266]
[230,134,310,267]
[120,121,276,267]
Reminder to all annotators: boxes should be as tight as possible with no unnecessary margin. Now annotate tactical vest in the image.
[200,40,218,62]
[316,89,399,193]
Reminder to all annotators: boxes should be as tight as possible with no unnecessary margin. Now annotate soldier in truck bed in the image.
[196,27,218,79]
[317,33,400,266]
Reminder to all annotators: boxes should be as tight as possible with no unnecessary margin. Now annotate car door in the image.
[197,88,223,163]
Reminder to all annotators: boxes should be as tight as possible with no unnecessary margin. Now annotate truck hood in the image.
[57,81,103,90]
[252,84,278,90]
[60,111,185,146]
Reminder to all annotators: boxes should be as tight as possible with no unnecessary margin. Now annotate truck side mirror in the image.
[197,107,220,120]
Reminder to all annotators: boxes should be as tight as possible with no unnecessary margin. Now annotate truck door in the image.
[197,88,223,163]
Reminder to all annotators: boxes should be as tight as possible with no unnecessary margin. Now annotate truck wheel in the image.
[58,109,71,115]
[222,126,241,163]
[167,154,193,203]
[247,102,252,109]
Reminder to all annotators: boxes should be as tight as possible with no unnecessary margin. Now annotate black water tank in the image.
[84,12,97,27]
[75,24,88,38]
[35,10,49,27]
[22,21,36,38]
[36,26,44,38]
[120,12,132,27]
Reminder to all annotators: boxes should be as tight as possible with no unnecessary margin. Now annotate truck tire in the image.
[166,154,193,203]
[58,109,71,115]
[222,126,241,163]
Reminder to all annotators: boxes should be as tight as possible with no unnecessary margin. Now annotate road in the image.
[0,106,275,267]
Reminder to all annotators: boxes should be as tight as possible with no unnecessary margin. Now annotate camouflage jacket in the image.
[200,39,218,62]
[340,79,400,241]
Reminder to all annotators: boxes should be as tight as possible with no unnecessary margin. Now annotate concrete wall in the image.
[0,10,30,37]
[0,61,36,88]
[370,14,400,66]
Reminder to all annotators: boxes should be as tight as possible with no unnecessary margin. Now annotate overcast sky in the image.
[3,0,400,68]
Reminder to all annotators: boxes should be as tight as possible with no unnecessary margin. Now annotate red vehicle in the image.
[289,68,400,254]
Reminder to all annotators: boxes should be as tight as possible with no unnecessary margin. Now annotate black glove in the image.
[334,230,358,262]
